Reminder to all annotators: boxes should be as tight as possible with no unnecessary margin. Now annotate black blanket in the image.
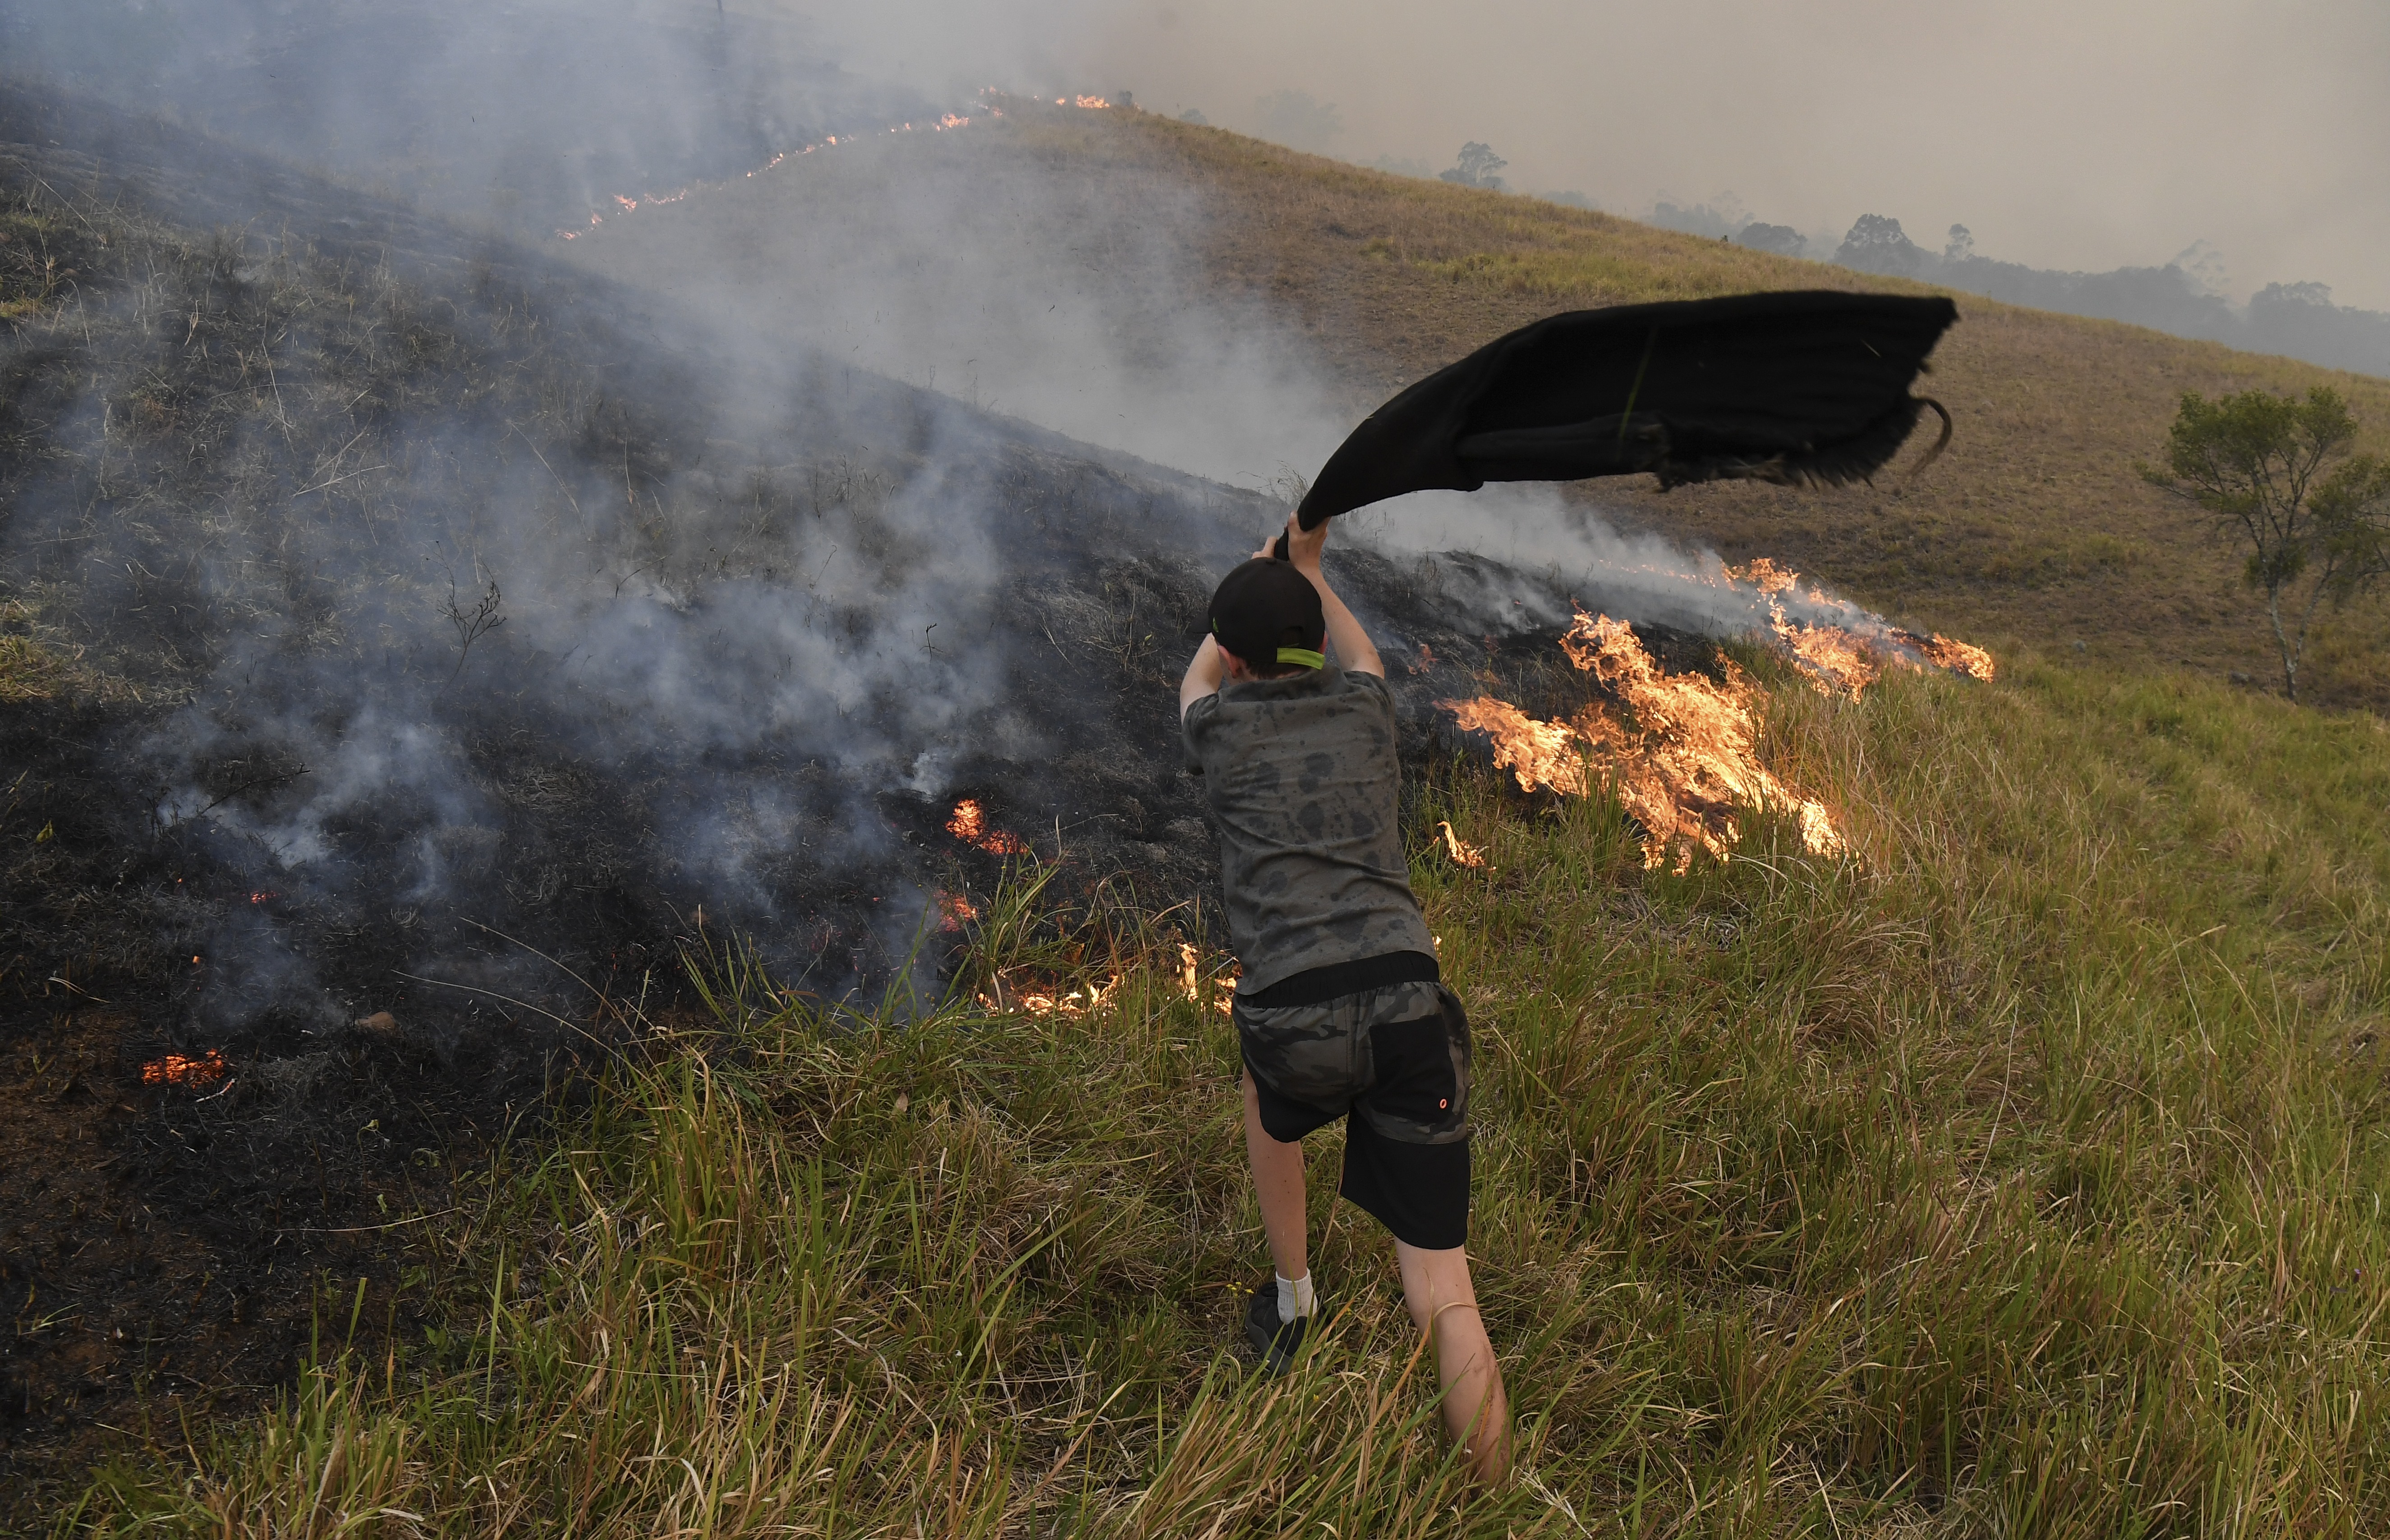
[1292,290,1958,530]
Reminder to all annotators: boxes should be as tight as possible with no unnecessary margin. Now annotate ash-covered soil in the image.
[0,82,1717,1507]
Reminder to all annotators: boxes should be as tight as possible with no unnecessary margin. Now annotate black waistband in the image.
[1238,950,1441,1010]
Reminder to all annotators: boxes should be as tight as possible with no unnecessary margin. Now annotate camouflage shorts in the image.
[1233,980,1472,1147]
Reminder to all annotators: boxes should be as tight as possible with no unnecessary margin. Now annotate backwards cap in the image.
[1207,558,1327,670]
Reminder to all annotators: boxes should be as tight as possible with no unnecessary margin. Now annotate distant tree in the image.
[1944,224,1975,262]
[1253,89,1339,152]
[1545,189,1597,210]
[1834,214,1926,275]
[2247,281,2390,377]
[2139,387,2390,700]
[1648,195,1747,239]
[1440,142,1507,191]
[1178,107,1208,125]
[1737,222,1804,257]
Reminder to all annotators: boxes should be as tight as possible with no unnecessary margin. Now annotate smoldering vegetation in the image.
[1,55,1881,1479]
[1,82,1715,1467]
[0,0,929,242]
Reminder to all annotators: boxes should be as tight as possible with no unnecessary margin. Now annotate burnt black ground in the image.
[0,81,1723,1515]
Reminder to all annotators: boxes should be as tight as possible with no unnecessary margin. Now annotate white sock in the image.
[1275,1271,1317,1320]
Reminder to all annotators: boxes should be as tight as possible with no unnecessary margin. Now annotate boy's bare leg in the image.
[1396,1241,1511,1485]
[1241,1072,1308,1284]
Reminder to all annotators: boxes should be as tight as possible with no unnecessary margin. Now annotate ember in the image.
[947,798,1031,855]
[977,972,1120,1018]
[935,890,979,931]
[1442,609,1845,873]
[142,1049,227,1087]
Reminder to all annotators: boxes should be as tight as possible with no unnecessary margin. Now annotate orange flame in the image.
[143,1050,227,1087]
[1729,557,1801,596]
[1771,618,1882,699]
[559,99,1003,241]
[1443,609,1845,872]
[1439,697,1586,796]
[978,972,1121,1018]
[1177,941,1236,1015]
[1918,633,1996,681]
[947,798,1031,855]
[1722,557,1996,697]
[1436,820,1489,868]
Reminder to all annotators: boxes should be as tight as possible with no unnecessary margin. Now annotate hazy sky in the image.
[810,0,2390,312]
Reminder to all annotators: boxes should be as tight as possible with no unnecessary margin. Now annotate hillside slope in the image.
[566,105,2390,709]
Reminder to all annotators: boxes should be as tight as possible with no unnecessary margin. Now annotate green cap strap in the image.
[1275,647,1326,669]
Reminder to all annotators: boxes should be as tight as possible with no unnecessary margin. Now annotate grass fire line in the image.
[67,655,2390,1536]
[1433,602,1991,871]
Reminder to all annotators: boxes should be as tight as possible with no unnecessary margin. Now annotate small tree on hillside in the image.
[1440,143,1507,191]
[2140,386,2390,701]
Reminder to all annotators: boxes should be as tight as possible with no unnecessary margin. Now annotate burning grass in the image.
[64,656,2390,1536]
[1443,608,1849,871]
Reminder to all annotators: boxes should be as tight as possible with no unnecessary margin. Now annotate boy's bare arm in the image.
[1181,634,1227,720]
[1278,512,1383,678]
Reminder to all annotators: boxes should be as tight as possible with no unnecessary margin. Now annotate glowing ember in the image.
[978,972,1121,1018]
[1436,820,1489,868]
[143,1050,227,1087]
[1442,609,1845,872]
[553,89,1099,243]
[936,890,979,932]
[947,798,1031,856]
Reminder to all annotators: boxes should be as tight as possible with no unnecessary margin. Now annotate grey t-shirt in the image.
[1182,665,1434,994]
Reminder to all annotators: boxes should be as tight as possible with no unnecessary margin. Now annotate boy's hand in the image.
[1262,510,1326,574]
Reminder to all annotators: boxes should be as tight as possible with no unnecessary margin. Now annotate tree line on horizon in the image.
[1682,206,2390,380]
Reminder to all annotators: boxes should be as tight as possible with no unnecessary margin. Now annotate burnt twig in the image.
[441,570,506,684]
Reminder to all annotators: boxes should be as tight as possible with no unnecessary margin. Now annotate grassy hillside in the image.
[570,104,2390,708]
[1124,113,2390,706]
[23,96,2390,1537]
[72,657,2390,1535]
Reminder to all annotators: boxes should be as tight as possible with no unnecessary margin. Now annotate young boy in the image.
[1180,510,1510,1483]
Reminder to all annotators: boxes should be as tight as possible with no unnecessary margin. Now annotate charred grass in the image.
[56,657,2390,1536]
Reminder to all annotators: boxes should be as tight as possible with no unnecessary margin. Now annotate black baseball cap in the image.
[1207,558,1326,669]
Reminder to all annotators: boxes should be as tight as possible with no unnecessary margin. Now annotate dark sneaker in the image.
[1245,1283,1319,1374]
